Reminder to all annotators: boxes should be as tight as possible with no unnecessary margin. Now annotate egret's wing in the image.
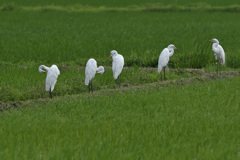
[158,48,169,72]
[218,45,225,64]
[46,65,60,91]
[85,59,97,85]
[112,60,116,75]
[113,54,124,79]
[214,53,218,60]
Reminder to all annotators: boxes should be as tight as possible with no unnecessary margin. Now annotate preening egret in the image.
[208,38,225,74]
[107,50,124,87]
[85,58,104,93]
[158,44,179,80]
[39,65,60,98]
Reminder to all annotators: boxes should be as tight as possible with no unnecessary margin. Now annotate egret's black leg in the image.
[164,67,166,80]
[91,79,93,93]
[219,63,221,75]
[49,87,52,99]
[118,76,120,87]
[88,82,90,93]
[217,61,219,75]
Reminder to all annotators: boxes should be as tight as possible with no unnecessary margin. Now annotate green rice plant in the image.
[0,77,239,159]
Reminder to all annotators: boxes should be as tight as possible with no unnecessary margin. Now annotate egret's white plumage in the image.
[39,65,60,92]
[108,50,124,79]
[158,44,177,73]
[209,38,225,65]
[85,58,104,86]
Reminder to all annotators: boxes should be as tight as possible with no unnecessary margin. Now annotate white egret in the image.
[39,65,60,98]
[85,58,104,93]
[208,38,225,74]
[158,44,179,80]
[107,50,124,87]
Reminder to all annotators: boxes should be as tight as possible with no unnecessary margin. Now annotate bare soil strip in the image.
[2,4,240,13]
[1,70,239,112]
[60,66,205,73]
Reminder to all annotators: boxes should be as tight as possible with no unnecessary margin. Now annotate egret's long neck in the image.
[168,48,174,57]
[112,53,118,58]
[96,66,104,74]
[39,65,49,73]
[96,67,102,72]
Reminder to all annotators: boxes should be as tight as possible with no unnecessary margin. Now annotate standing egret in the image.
[208,38,225,74]
[85,58,104,93]
[158,44,179,80]
[107,50,124,87]
[39,65,60,98]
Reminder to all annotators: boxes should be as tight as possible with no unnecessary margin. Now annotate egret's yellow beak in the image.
[208,40,213,42]
[107,55,111,61]
[174,47,180,51]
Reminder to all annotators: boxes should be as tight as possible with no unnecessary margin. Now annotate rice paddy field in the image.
[0,0,240,159]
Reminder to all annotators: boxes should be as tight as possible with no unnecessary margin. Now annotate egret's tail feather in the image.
[113,72,119,80]
[158,65,163,73]
[51,85,55,92]
[221,58,225,65]
[85,78,89,85]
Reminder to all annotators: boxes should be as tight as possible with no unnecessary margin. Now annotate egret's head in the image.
[208,38,219,43]
[107,50,118,60]
[168,44,179,51]
[110,50,118,56]
[97,66,105,74]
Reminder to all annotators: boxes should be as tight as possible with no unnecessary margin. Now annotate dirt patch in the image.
[0,101,22,112]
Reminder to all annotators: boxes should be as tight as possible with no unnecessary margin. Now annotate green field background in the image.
[0,11,240,68]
